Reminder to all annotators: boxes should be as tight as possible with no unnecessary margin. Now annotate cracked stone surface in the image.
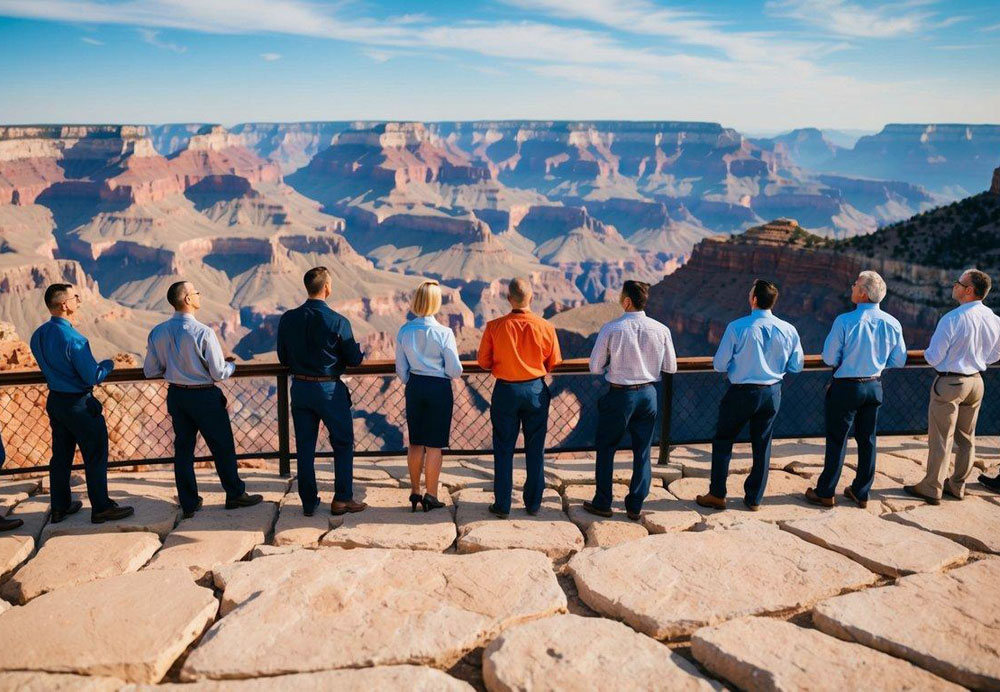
[0,499,49,578]
[562,484,650,546]
[272,484,331,548]
[2,531,162,604]
[568,520,878,640]
[692,616,961,691]
[375,459,491,491]
[884,497,1000,553]
[813,558,1000,690]
[146,666,473,690]
[0,479,40,514]
[181,548,566,679]
[41,492,180,541]
[0,568,217,684]
[780,509,969,578]
[483,614,717,691]
[454,488,583,560]
[320,486,457,551]
[0,672,124,690]
[143,502,277,581]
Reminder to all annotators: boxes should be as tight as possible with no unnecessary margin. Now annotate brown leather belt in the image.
[609,382,656,390]
[293,374,340,382]
[168,383,215,389]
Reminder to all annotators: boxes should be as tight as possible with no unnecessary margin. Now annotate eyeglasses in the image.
[60,293,81,305]
[954,280,971,289]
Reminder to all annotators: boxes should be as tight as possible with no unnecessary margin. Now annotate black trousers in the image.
[46,390,112,513]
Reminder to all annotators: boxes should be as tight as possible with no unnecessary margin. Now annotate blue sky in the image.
[0,0,997,131]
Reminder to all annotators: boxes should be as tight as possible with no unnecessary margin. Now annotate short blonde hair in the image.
[411,280,442,317]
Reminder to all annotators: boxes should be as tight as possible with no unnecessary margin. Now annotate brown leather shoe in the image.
[903,484,940,505]
[696,493,726,510]
[844,486,868,509]
[331,499,367,516]
[743,499,761,512]
[804,487,834,508]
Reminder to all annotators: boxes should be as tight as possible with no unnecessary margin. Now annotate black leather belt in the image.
[936,371,980,378]
[169,383,215,389]
[730,383,775,389]
[496,377,542,385]
[610,382,655,390]
[835,376,880,382]
[293,374,340,382]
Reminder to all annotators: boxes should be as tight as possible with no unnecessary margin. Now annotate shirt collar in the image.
[620,310,646,319]
[50,316,71,327]
[750,309,773,318]
[958,300,983,311]
[305,298,327,306]
[170,312,196,322]
[855,302,880,311]
[510,308,530,315]
[412,315,437,325]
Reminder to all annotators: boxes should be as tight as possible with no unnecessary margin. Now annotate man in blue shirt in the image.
[144,281,263,518]
[806,271,907,509]
[29,284,134,524]
[277,267,367,517]
[697,280,804,511]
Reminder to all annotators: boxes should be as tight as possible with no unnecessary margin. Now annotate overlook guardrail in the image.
[0,352,997,476]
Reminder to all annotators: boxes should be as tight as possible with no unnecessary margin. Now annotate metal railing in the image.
[0,352,996,476]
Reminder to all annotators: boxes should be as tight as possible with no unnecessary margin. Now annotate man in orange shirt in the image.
[478,277,563,518]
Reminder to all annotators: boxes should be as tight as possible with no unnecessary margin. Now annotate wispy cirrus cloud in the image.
[764,0,957,38]
[80,36,104,45]
[260,52,281,61]
[138,28,186,53]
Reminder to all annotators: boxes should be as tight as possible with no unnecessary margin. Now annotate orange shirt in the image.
[477,309,563,381]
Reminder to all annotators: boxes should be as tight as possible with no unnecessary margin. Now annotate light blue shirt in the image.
[713,309,804,385]
[395,316,463,384]
[589,311,677,385]
[30,317,114,393]
[923,300,1000,375]
[143,313,235,385]
[822,303,907,378]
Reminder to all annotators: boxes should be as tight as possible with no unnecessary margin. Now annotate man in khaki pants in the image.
[905,269,1000,504]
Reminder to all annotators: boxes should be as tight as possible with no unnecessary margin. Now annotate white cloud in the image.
[138,28,186,53]
[260,52,281,61]
[765,0,948,38]
[363,49,395,63]
[80,36,103,45]
[982,22,1000,32]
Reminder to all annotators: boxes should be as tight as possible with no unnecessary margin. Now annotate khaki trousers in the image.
[916,373,984,498]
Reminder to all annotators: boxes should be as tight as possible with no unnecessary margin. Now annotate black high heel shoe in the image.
[409,493,422,512]
[421,493,445,512]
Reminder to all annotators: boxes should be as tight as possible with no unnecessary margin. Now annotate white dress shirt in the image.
[589,311,677,385]
[395,316,463,384]
[924,300,1000,374]
[143,313,234,385]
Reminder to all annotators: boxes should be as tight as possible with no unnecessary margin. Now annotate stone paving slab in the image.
[885,497,1000,553]
[0,499,49,579]
[0,568,217,684]
[568,520,878,640]
[3,531,162,604]
[41,492,180,542]
[692,616,961,691]
[813,558,1000,689]
[454,488,583,560]
[272,484,330,548]
[562,483,650,546]
[483,614,718,691]
[182,547,566,679]
[0,672,124,690]
[375,459,491,491]
[144,666,473,690]
[542,457,633,490]
[320,486,457,551]
[144,502,277,581]
[669,471,820,523]
[0,479,41,514]
[779,509,969,578]
[456,460,559,492]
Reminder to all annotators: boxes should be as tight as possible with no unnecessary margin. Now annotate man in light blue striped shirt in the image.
[806,271,907,509]
[697,279,803,511]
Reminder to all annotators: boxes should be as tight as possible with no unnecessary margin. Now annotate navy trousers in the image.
[710,383,782,505]
[291,379,354,505]
[166,386,246,513]
[816,379,882,500]
[491,379,550,514]
[45,391,112,513]
[0,429,5,467]
[592,384,658,514]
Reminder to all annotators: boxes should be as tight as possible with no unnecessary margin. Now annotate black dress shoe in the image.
[582,500,613,518]
[979,473,1000,493]
[526,507,539,516]
[91,501,135,524]
[50,500,83,524]
[487,503,509,519]
[421,494,445,512]
[903,484,940,505]
[225,493,264,510]
[408,493,422,513]
[626,510,641,521]
[0,516,24,532]
[182,496,204,519]
[303,497,322,517]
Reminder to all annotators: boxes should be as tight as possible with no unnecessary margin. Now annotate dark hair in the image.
[166,281,190,309]
[622,280,649,310]
[44,283,73,309]
[965,269,992,299]
[508,277,531,304]
[304,266,330,296]
[752,279,779,310]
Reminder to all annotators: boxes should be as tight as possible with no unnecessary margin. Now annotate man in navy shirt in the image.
[277,267,367,517]
[30,284,134,524]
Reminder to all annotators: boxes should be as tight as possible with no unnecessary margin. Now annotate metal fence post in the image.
[277,373,290,477]
[657,372,673,465]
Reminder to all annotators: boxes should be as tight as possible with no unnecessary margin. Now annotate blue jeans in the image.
[710,383,781,505]
[45,391,112,513]
[817,379,882,500]
[166,386,246,513]
[592,384,658,514]
[491,379,550,514]
[291,379,354,505]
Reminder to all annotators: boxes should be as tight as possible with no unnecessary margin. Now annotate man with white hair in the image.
[806,271,906,508]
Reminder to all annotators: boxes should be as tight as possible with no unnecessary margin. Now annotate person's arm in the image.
[477,324,494,370]
[394,329,410,384]
[276,314,289,367]
[588,325,611,375]
[712,325,735,373]
[821,318,844,369]
[202,328,235,382]
[545,326,563,372]
[142,332,165,379]
[338,318,364,367]
[442,329,463,380]
[923,316,952,369]
[69,339,113,386]
[786,328,805,374]
[887,324,908,370]
[662,327,678,374]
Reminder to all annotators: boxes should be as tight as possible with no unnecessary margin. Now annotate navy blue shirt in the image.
[30,317,114,393]
[276,299,364,377]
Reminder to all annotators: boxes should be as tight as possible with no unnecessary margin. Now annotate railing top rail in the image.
[0,350,945,386]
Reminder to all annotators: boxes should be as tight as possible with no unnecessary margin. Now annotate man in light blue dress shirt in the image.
[144,281,262,518]
[584,280,676,520]
[805,271,907,509]
[697,280,804,511]
[30,283,134,524]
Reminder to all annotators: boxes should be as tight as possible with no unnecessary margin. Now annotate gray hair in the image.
[857,271,886,303]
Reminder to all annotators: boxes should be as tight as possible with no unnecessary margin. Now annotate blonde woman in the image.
[395,280,463,511]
